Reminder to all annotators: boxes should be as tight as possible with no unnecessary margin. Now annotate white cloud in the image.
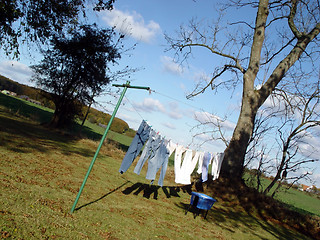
[161,56,183,75]
[162,122,176,129]
[0,60,33,86]
[297,132,320,159]
[167,102,183,119]
[100,9,161,43]
[194,133,211,142]
[117,112,137,123]
[193,111,236,131]
[132,98,166,113]
[192,71,211,83]
[131,98,187,120]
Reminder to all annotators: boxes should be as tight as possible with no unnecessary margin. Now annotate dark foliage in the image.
[0,0,116,58]
[31,24,122,128]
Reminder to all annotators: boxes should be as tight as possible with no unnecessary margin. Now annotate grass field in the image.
[0,92,319,239]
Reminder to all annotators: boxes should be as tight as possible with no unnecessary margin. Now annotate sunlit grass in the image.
[0,93,318,239]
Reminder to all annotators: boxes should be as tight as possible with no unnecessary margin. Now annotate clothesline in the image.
[119,120,225,187]
[104,84,222,150]
[124,93,202,149]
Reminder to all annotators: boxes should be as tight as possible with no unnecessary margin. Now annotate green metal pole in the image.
[70,81,130,213]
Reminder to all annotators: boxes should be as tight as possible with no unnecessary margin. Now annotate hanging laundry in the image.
[145,138,169,186]
[174,144,186,183]
[175,149,196,185]
[119,120,151,174]
[202,152,213,182]
[197,151,204,175]
[191,151,204,177]
[135,134,176,187]
[212,152,224,180]
[154,139,176,186]
[133,130,159,175]
[166,139,177,157]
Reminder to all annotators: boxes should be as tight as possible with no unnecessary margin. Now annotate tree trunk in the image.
[218,1,320,182]
[219,0,269,181]
[220,89,259,180]
[49,109,65,128]
[49,98,75,128]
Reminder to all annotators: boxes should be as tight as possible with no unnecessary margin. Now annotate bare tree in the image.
[190,111,231,149]
[165,0,320,181]
[263,82,320,195]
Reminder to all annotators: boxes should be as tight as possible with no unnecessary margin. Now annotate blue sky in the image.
[0,0,319,187]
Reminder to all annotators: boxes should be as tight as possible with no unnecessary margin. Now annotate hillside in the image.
[0,75,134,135]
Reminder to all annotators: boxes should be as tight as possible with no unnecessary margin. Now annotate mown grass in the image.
[0,93,319,239]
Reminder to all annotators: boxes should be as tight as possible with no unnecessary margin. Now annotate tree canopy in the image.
[0,0,115,58]
[31,24,123,127]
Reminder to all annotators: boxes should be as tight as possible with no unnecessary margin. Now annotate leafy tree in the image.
[0,0,115,58]
[166,0,320,181]
[31,24,124,128]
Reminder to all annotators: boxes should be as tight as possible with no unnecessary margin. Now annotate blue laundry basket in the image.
[185,192,217,218]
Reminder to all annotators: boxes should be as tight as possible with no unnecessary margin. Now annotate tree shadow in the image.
[199,178,319,240]
[0,94,130,151]
[122,182,193,200]
[175,200,310,240]
[0,103,128,157]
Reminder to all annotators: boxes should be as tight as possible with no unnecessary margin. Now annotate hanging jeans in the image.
[212,152,224,180]
[135,138,176,186]
[145,139,171,186]
[119,120,151,174]
[134,131,160,175]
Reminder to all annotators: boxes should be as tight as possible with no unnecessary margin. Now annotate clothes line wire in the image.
[107,85,228,152]
[149,89,228,134]
[119,87,221,136]
[150,89,206,113]
[124,96,145,121]
[124,94,201,151]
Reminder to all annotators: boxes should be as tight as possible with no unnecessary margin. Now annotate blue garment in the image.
[134,130,160,175]
[202,152,212,182]
[145,139,170,186]
[119,120,151,173]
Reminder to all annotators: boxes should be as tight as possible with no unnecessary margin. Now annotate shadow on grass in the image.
[0,109,99,158]
[122,182,193,200]
[197,178,319,240]
[75,181,131,212]
[0,99,129,158]
[175,201,308,240]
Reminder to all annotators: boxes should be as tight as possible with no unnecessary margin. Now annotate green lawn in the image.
[0,92,319,239]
